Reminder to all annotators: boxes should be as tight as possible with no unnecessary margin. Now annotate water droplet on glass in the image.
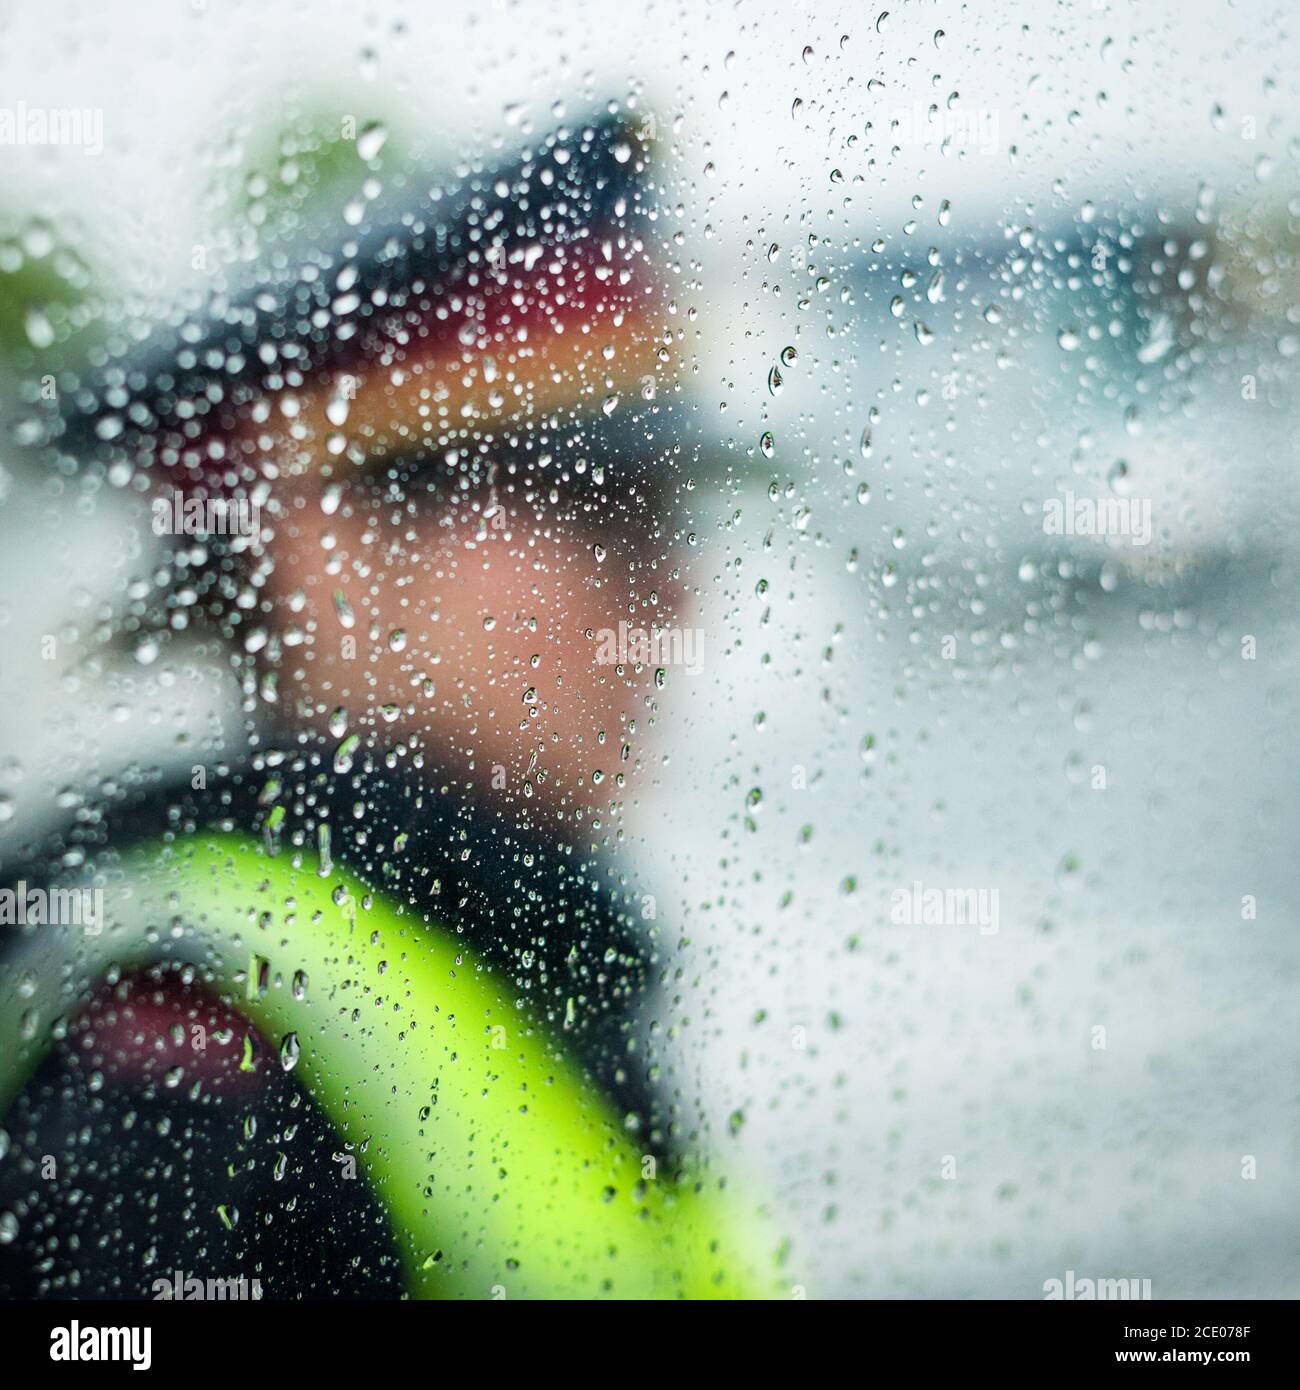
[356,122,388,161]
[279,1033,301,1072]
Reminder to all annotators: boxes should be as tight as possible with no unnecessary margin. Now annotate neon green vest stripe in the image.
[0,832,776,1298]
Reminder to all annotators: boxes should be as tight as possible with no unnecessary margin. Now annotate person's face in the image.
[262,449,680,824]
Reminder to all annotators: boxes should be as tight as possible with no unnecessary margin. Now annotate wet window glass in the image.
[0,0,1296,1315]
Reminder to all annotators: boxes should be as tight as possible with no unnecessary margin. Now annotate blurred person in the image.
[0,110,767,1299]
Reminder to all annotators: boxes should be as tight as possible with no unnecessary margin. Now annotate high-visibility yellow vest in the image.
[0,833,776,1298]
